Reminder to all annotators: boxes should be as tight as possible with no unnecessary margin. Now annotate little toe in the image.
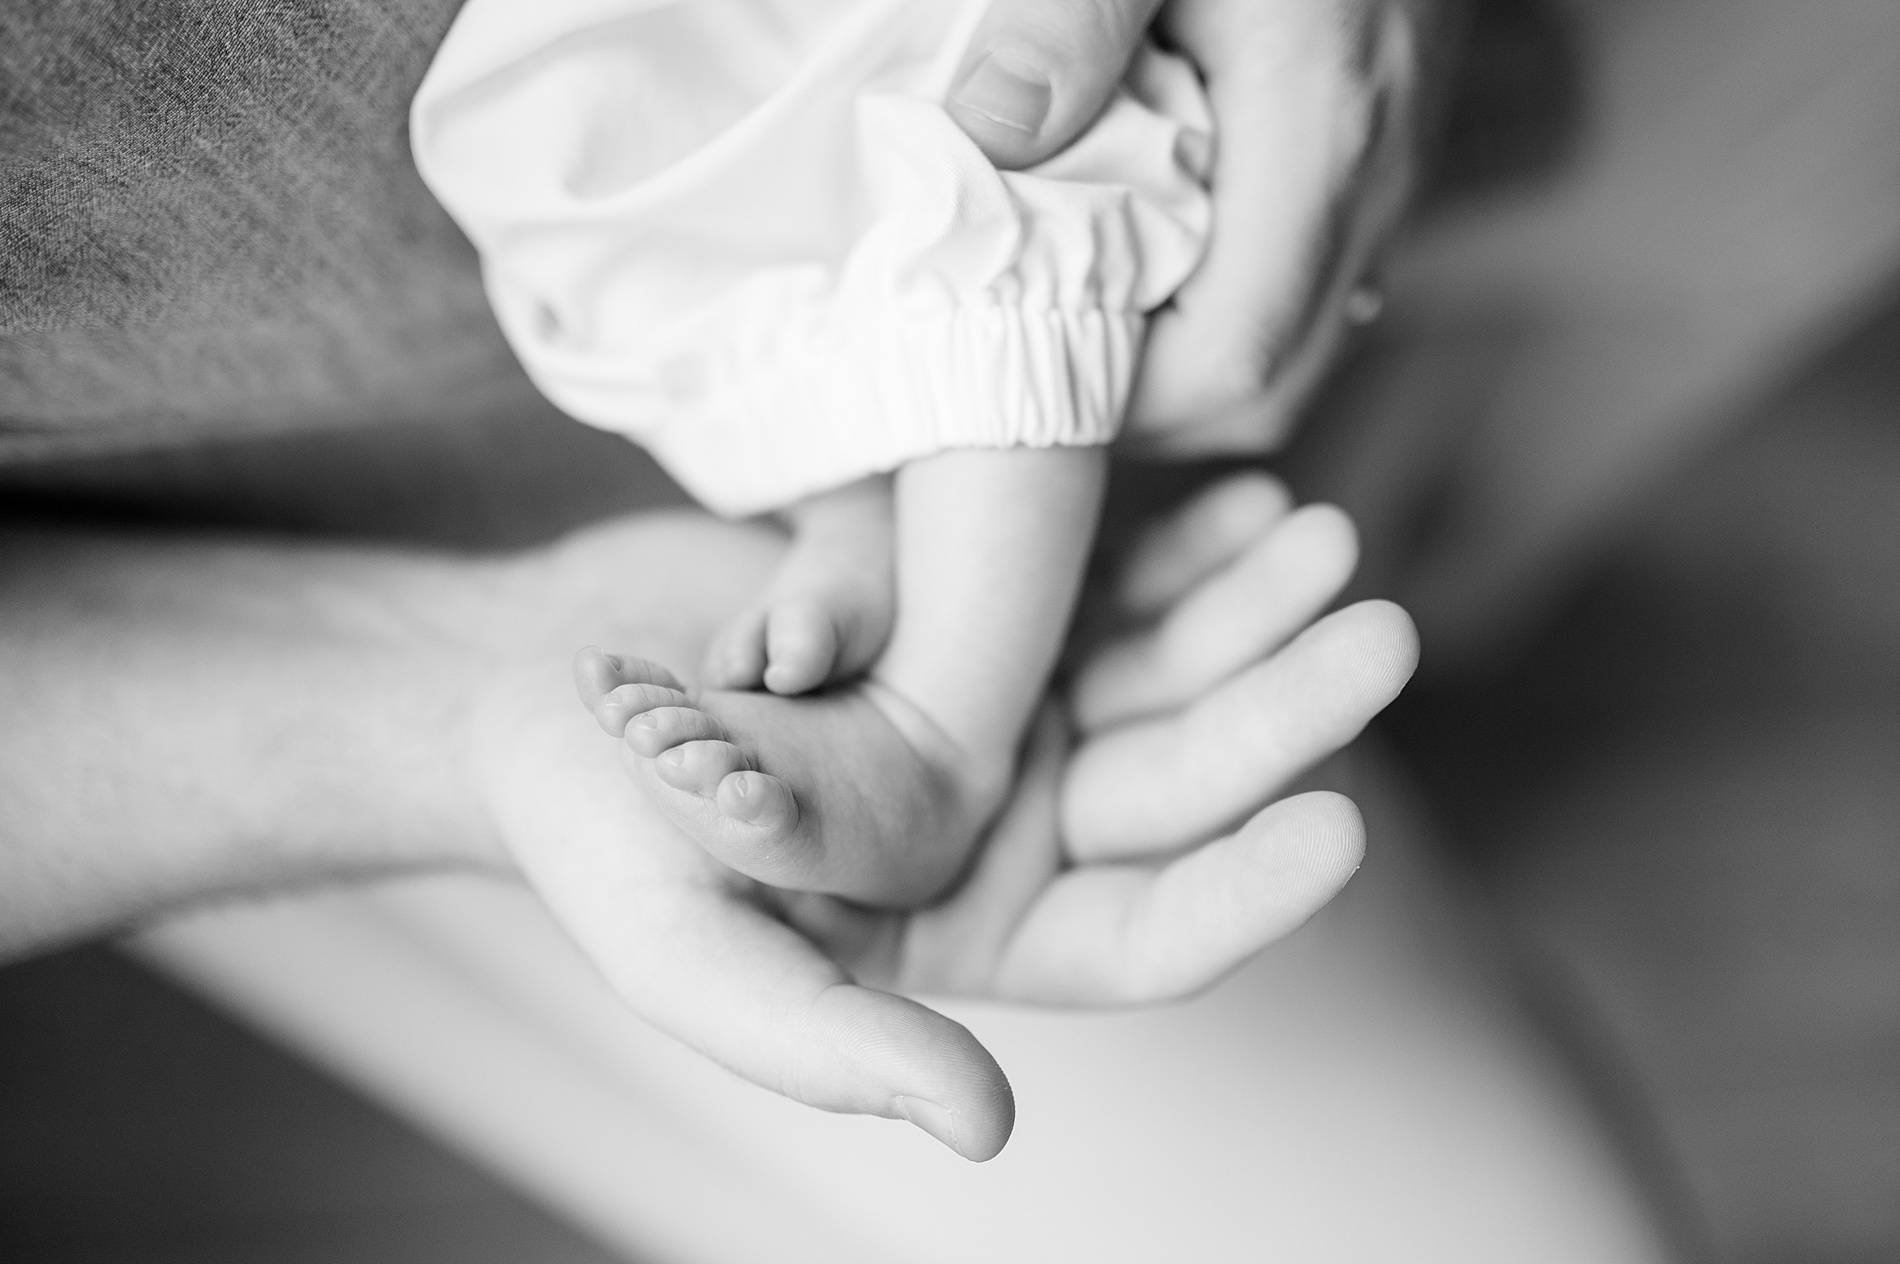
[623,705,730,758]
[715,769,800,838]
[654,739,749,796]
[574,646,685,703]
[762,599,841,695]
[572,646,621,707]
[701,610,769,691]
[593,679,693,737]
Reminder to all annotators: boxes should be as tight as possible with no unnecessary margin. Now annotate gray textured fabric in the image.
[0,0,549,463]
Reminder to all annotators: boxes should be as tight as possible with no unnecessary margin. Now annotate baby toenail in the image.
[662,747,686,765]
[632,712,660,729]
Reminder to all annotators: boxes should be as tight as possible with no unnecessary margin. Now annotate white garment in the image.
[413,0,1213,515]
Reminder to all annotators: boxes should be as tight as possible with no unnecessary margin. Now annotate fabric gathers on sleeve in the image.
[412,0,1213,516]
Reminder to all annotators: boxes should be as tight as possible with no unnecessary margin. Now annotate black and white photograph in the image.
[3,0,1897,1259]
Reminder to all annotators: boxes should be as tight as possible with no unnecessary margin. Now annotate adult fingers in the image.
[1061,598,1418,861]
[1074,502,1359,732]
[895,707,1070,997]
[609,891,1015,1161]
[1111,471,1293,619]
[991,790,1365,1003]
[1126,0,1419,451]
[537,817,1017,1162]
[947,0,1165,169]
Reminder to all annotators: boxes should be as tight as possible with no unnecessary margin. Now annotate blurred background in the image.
[3,0,1897,1260]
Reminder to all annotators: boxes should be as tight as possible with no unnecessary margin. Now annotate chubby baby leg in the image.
[700,477,895,695]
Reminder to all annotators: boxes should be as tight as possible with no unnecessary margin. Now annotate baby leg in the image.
[700,477,895,695]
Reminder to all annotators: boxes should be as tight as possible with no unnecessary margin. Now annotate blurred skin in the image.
[949,0,1435,453]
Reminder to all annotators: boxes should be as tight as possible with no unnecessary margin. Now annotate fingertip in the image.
[1114,790,1366,1000]
[1279,501,1360,574]
[947,106,1046,171]
[809,986,1014,1161]
[947,45,1055,168]
[1337,598,1421,694]
[1067,635,1154,735]
[1255,789,1367,889]
[1115,469,1293,617]
[1210,470,1293,539]
[946,0,1160,171]
[894,1092,1011,1163]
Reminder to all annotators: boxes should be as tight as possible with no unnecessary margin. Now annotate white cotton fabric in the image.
[413,0,1213,515]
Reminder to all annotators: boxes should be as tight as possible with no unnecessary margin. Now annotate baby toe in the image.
[623,705,729,758]
[715,769,800,840]
[593,679,693,737]
[572,646,624,707]
[655,739,749,796]
[762,599,841,696]
[574,647,687,708]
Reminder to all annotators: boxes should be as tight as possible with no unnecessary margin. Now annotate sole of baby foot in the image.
[611,667,1002,907]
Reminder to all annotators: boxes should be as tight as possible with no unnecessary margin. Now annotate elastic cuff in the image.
[518,301,1145,517]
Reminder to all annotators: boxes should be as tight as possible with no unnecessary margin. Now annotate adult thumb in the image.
[947,0,1165,169]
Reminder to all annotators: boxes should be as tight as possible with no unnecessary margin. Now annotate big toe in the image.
[763,599,843,695]
[717,769,800,840]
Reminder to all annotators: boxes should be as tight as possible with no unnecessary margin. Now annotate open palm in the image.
[472,475,1416,1160]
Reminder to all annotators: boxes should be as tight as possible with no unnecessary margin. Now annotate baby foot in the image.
[575,648,1006,907]
[701,478,895,696]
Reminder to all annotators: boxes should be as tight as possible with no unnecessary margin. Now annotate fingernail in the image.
[893,1095,962,1154]
[951,50,1051,137]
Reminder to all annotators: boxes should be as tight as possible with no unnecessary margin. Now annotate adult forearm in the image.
[0,527,520,958]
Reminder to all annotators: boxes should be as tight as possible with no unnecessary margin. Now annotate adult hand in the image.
[948,0,1430,453]
[470,477,1417,1163]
